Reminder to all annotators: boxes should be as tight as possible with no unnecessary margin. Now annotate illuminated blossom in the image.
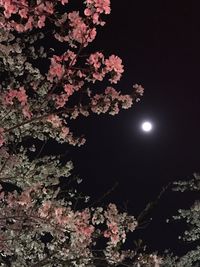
[48,57,64,81]
[64,84,74,96]
[84,0,111,25]
[0,2,149,265]
[105,55,124,83]
[38,201,52,218]
[54,94,68,108]
[47,115,62,128]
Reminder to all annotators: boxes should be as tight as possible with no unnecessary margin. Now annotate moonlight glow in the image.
[141,121,152,132]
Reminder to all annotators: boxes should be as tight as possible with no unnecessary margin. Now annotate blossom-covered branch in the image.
[0,1,164,266]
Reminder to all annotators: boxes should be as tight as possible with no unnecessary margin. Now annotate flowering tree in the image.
[162,173,200,267]
[0,1,164,266]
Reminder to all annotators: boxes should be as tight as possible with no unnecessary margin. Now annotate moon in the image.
[141,121,153,132]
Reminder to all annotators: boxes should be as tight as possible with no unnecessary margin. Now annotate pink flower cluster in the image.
[0,0,149,264]
[4,87,27,106]
[0,1,70,32]
[91,87,133,115]
[47,115,62,128]
[47,56,65,82]
[54,0,110,45]
[67,11,97,46]
[3,87,32,119]
[87,52,124,83]
[54,93,69,109]
[2,183,41,209]
[47,50,76,82]
[47,114,70,140]
[0,185,137,235]
[54,11,97,47]
[0,0,144,150]
[0,0,28,19]
[47,50,89,110]
[84,0,111,25]
[87,52,105,81]
[105,55,124,83]
[103,203,137,246]
[133,83,145,102]
[38,203,95,256]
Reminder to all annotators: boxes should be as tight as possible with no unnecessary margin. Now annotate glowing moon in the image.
[141,121,152,132]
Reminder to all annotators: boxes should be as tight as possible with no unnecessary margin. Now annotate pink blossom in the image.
[19,8,28,19]
[15,23,25,32]
[4,89,17,105]
[92,72,105,81]
[24,16,34,31]
[17,191,32,206]
[37,15,46,28]
[92,0,111,14]
[0,0,147,263]
[84,8,92,16]
[79,225,94,238]
[48,58,64,81]
[104,229,111,238]
[88,52,104,69]
[60,0,69,5]
[44,2,54,14]
[105,55,124,74]
[17,87,28,106]
[55,94,68,109]
[70,107,79,119]
[105,87,119,98]
[85,0,111,25]
[0,0,54,32]
[39,201,52,218]
[47,115,62,128]
[60,126,70,139]
[120,95,133,109]
[64,84,74,96]
[63,50,77,64]
[110,233,120,245]
[87,52,106,81]
[3,87,28,107]
[1,1,18,18]
[108,222,118,234]
[78,137,86,146]
[91,94,110,114]
[92,12,100,24]
[88,27,97,42]
[55,207,64,223]
[22,105,32,119]
[67,11,97,46]
[133,83,144,96]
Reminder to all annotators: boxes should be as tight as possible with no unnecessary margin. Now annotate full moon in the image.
[141,121,152,132]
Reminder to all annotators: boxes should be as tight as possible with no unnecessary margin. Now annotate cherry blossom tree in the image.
[161,173,200,267]
[0,1,163,266]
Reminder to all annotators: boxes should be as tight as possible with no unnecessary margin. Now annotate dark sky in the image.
[55,0,199,254]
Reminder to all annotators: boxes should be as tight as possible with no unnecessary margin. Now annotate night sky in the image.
[50,0,199,254]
